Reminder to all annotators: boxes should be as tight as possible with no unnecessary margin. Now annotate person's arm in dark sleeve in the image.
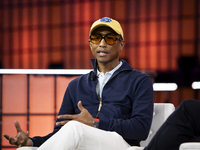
[99,76,154,141]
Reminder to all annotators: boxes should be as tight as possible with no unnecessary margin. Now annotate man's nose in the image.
[99,38,107,47]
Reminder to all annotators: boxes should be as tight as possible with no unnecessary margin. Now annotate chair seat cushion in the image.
[16,147,38,150]
[126,146,144,150]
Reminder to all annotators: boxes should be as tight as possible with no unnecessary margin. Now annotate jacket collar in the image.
[90,59,133,75]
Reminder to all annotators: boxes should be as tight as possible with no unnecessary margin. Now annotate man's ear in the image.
[120,40,125,51]
[88,39,92,50]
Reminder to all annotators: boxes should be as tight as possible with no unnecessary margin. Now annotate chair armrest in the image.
[126,146,144,150]
[179,142,200,150]
[16,147,38,150]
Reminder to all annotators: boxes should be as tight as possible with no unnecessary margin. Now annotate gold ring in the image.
[18,144,21,148]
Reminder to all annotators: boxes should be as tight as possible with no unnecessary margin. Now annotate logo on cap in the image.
[100,17,112,23]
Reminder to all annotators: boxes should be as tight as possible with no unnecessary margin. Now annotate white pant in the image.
[32,121,130,150]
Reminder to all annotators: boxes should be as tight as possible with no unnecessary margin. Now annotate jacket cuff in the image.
[28,138,34,147]
[29,137,40,147]
[98,118,109,130]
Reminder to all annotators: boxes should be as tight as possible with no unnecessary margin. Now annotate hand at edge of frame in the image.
[3,121,32,147]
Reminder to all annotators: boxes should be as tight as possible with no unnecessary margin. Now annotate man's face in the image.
[89,26,124,66]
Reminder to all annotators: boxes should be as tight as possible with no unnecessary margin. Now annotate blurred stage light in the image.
[153,83,178,91]
[0,69,92,75]
[191,82,200,89]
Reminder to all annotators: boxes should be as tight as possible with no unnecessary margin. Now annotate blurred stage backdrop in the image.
[0,0,200,149]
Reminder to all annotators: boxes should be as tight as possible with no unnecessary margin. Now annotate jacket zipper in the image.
[95,69,132,118]
[96,97,102,118]
[95,77,102,118]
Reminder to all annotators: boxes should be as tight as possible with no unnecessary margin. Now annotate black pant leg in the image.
[188,136,200,142]
[144,99,200,150]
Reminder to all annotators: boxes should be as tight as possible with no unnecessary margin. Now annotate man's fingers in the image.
[14,121,23,133]
[56,120,69,126]
[3,134,10,140]
[9,137,17,145]
[77,101,85,112]
[3,134,17,145]
[26,131,29,136]
[58,114,77,119]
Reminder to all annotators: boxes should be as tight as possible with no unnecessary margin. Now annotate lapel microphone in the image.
[91,72,98,81]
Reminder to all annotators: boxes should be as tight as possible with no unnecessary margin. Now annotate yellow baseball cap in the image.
[89,17,124,39]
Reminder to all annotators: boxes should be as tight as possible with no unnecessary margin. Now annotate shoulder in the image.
[125,69,153,86]
[120,60,149,78]
[68,71,93,85]
[129,69,150,79]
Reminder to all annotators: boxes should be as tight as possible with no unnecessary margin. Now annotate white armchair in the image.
[179,142,200,150]
[17,147,37,150]
[127,103,175,150]
[140,103,175,147]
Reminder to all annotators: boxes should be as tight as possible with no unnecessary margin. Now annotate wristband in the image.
[93,118,99,128]
[29,138,34,147]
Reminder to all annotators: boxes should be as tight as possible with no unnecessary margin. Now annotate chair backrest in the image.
[140,103,175,147]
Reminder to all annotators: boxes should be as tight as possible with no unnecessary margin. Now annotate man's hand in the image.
[3,121,32,147]
[56,101,95,126]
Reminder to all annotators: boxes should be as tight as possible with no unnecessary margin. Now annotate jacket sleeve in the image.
[30,84,75,147]
[98,75,154,141]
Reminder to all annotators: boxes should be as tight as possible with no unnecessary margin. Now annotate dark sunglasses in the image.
[90,33,123,45]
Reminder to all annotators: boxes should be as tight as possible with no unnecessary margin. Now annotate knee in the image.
[179,99,200,112]
[60,121,84,137]
[181,99,198,107]
[63,120,83,129]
